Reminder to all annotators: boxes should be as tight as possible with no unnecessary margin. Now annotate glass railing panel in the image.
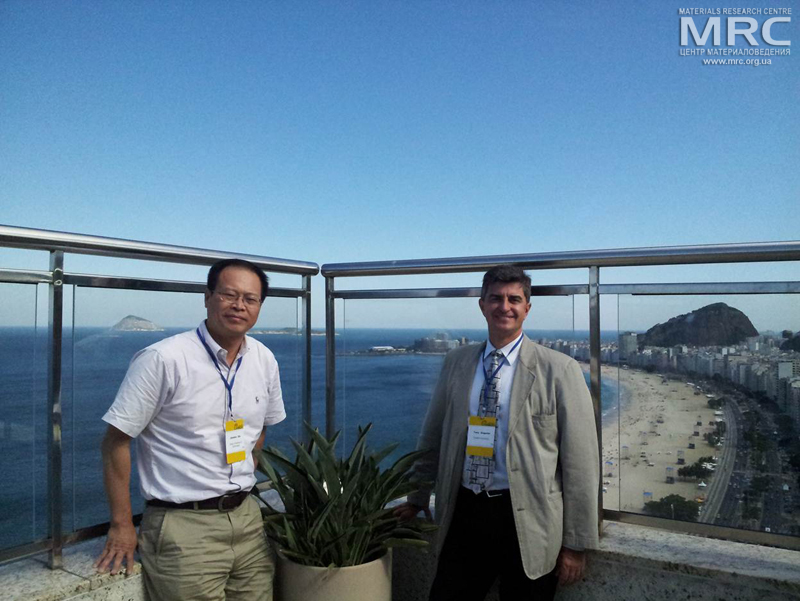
[616,293,800,538]
[0,282,47,550]
[66,286,194,532]
[581,293,622,512]
[66,286,304,532]
[248,296,304,458]
[525,294,623,510]
[335,295,583,466]
[336,298,471,462]
[306,298,340,436]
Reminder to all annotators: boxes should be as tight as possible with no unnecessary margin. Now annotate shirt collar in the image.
[484,332,524,366]
[199,320,249,363]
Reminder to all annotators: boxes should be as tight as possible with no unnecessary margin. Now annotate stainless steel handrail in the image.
[329,285,588,299]
[62,273,307,298]
[0,224,319,275]
[0,269,309,297]
[321,241,800,277]
[326,281,800,300]
[0,268,53,284]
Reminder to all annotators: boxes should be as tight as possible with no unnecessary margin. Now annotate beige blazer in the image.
[408,335,600,580]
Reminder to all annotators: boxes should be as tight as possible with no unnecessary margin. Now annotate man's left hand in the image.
[556,547,586,586]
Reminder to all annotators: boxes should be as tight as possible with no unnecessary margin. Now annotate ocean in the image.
[0,327,618,550]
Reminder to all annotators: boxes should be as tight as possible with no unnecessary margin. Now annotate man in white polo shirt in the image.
[95,259,285,601]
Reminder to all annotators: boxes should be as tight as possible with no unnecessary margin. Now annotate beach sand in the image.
[586,365,723,513]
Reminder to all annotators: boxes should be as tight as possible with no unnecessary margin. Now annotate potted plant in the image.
[256,423,436,601]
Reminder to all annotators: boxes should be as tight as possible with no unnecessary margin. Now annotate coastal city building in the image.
[619,332,638,360]
[410,332,463,353]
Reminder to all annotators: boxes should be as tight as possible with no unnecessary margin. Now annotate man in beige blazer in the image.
[396,264,599,601]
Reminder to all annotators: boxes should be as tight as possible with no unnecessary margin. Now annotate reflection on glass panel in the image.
[528,294,620,439]
[249,296,303,459]
[528,295,622,508]
[335,295,587,466]
[616,294,800,538]
[0,283,46,550]
[583,294,621,512]
[67,287,303,531]
[337,298,464,462]
[67,287,195,532]
[307,299,340,437]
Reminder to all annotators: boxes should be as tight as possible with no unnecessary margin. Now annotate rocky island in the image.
[110,315,165,332]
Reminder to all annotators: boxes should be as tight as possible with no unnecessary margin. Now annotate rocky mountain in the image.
[641,303,758,348]
[111,315,164,332]
[781,334,800,352]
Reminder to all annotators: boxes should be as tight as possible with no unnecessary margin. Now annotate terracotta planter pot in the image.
[276,549,392,601]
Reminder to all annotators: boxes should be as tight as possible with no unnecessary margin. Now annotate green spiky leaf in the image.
[255,422,436,567]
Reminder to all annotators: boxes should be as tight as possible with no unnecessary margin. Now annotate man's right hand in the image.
[94,521,137,575]
[393,501,432,522]
[97,426,136,574]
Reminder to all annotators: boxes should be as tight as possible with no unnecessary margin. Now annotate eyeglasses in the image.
[214,290,262,308]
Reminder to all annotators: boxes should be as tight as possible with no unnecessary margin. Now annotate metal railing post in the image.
[589,266,603,536]
[301,275,312,444]
[325,276,336,439]
[47,251,64,569]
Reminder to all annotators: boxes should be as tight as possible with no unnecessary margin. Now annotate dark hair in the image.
[481,264,531,301]
[207,259,269,301]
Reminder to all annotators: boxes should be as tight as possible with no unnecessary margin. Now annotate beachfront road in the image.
[699,400,738,524]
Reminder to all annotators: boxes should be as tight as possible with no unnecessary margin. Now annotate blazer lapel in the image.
[452,343,484,419]
[508,336,537,436]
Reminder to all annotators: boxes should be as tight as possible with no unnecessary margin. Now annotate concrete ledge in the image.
[4,521,798,601]
[0,539,144,601]
[393,521,800,601]
[558,522,800,601]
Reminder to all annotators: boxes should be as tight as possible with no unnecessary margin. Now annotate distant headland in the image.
[641,303,758,348]
[349,331,471,356]
[250,327,328,336]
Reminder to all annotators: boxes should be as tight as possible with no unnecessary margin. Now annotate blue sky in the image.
[1,1,798,331]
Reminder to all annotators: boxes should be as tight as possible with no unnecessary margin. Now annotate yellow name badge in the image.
[224,419,246,464]
[466,416,496,458]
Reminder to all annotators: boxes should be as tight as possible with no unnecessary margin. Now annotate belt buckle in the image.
[217,493,239,512]
[485,489,504,498]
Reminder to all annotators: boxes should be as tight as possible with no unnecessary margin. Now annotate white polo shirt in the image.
[103,321,286,503]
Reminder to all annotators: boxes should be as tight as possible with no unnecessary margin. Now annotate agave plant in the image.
[256,423,436,568]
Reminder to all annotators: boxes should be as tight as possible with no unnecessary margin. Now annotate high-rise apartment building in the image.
[619,331,638,360]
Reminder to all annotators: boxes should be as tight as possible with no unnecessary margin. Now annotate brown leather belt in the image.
[146,489,252,511]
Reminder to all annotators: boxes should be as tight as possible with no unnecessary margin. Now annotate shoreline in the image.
[582,364,725,515]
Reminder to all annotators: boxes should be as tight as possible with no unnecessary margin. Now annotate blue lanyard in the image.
[196,328,243,414]
[482,334,523,392]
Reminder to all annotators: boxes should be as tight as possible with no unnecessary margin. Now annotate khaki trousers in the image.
[139,495,275,601]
